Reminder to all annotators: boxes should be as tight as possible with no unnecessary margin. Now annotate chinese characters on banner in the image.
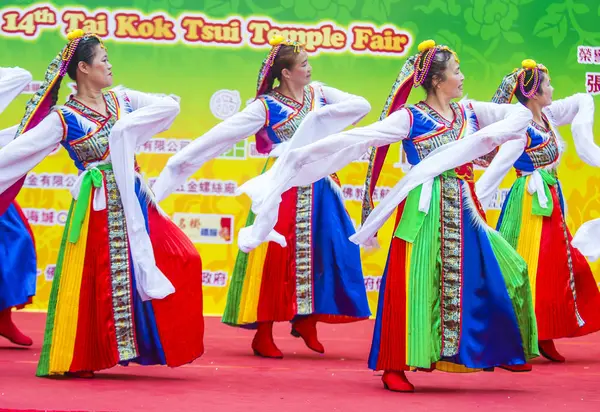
[578,46,600,95]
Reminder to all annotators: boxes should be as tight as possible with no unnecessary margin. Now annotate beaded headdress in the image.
[16,29,105,136]
[252,35,304,154]
[361,40,459,223]
[493,59,550,104]
[255,35,304,98]
[0,30,105,214]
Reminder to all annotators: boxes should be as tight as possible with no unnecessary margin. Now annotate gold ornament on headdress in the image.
[67,29,85,41]
[256,35,305,96]
[268,35,303,53]
[269,35,285,46]
[518,58,549,98]
[61,29,106,75]
[492,58,550,104]
[521,59,537,70]
[413,39,459,87]
[418,39,435,52]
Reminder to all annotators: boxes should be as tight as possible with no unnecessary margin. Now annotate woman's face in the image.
[282,50,312,88]
[78,44,113,89]
[436,55,464,100]
[532,73,553,108]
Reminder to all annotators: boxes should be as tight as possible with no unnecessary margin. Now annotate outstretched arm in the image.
[351,103,533,246]
[0,112,63,214]
[152,100,267,202]
[0,67,32,114]
[475,138,527,210]
[0,112,63,195]
[0,124,18,147]
[547,93,600,167]
[236,108,412,252]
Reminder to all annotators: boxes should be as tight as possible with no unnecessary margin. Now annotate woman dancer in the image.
[0,66,36,347]
[0,30,204,377]
[152,36,371,358]
[236,40,539,392]
[476,59,600,363]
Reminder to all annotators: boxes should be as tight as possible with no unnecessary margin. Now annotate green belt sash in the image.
[393,170,457,242]
[69,164,112,244]
[530,169,557,217]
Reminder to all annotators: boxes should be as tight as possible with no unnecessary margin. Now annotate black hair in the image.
[514,69,546,105]
[48,36,102,108]
[49,75,62,109]
[264,44,305,93]
[421,49,454,95]
[66,36,102,81]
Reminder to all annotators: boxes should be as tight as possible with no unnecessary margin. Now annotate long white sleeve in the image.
[470,101,530,210]
[108,89,181,301]
[552,94,600,260]
[114,89,180,147]
[469,100,518,128]
[0,124,18,147]
[0,112,63,195]
[317,84,371,126]
[390,100,521,166]
[572,218,600,261]
[152,100,267,202]
[273,85,372,154]
[123,88,178,113]
[475,138,526,210]
[350,104,533,246]
[547,93,600,167]
[321,85,363,104]
[237,85,372,211]
[237,109,411,252]
[546,93,593,126]
[0,67,32,114]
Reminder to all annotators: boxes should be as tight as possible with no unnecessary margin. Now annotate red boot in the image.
[252,322,283,358]
[487,363,532,372]
[291,317,324,354]
[0,308,33,346]
[382,370,415,392]
[416,363,435,372]
[65,371,95,379]
[539,340,566,363]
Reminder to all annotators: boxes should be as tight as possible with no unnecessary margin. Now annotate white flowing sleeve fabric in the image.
[108,89,181,301]
[236,85,371,211]
[469,101,517,128]
[475,139,526,210]
[552,93,600,260]
[547,93,600,167]
[0,67,32,114]
[275,84,372,151]
[572,218,600,262]
[0,113,63,196]
[317,84,371,126]
[151,100,267,203]
[0,124,18,147]
[237,108,412,252]
[350,104,533,246]
[471,101,531,210]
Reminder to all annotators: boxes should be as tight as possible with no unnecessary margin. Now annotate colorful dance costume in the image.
[238,41,539,391]
[0,67,36,347]
[477,61,600,362]
[153,37,371,357]
[0,32,203,376]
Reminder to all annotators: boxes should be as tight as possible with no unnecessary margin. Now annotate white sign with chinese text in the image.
[173,212,234,244]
